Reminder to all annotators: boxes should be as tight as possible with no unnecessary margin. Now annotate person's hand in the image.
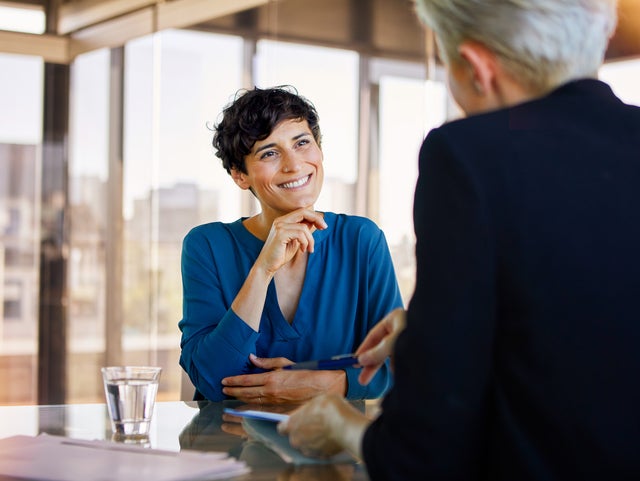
[221,366,346,404]
[248,353,294,370]
[355,307,406,385]
[258,208,327,275]
[277,393,369,459]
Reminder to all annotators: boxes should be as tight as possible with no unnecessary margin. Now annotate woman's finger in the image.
[250,353,294,369]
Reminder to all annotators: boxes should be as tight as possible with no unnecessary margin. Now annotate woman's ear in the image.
[230,168,251,190]
[457,41,499,96]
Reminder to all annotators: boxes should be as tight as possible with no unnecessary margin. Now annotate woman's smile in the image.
[279,174,312,189]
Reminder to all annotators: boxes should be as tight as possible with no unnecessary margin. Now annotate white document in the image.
[0,434,249,481]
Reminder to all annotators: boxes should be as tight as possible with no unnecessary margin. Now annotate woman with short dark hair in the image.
[179,86,403,404]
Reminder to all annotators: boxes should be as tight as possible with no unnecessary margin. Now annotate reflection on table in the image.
[0,400,371,480]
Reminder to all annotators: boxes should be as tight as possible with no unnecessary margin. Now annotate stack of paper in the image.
[0,434,249,481]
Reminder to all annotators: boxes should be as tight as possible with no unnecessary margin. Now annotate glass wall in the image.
[600,58,640,106]
[0,53,43,404]
[122,30,244,400]
[66,30,247,403]
[0,5,45,34]
[67,48,110,402]
[377,75,447,303]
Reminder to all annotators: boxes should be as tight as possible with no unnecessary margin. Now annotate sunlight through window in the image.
[0,5,45,34]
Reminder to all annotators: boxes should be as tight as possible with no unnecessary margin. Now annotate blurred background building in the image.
[1,0,639,404]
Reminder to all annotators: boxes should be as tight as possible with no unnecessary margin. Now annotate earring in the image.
[473,80,484,95]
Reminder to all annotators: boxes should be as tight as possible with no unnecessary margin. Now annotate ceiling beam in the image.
[57,0,157,35]
[69,7,154,58]
[156,0,270,31]
[0,29,68,63]
[63,0,271,59]
[58,0,271,36]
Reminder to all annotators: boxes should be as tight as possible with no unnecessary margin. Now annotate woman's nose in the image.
[282,153,301,173]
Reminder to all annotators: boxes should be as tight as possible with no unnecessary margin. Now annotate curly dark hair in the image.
[212,86,322,175]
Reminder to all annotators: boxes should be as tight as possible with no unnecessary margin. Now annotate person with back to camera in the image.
[279,0,640,479]
[178,86,403,404]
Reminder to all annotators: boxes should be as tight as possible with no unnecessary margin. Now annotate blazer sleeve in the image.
[362,127,497,480]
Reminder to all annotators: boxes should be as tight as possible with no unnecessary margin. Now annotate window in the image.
[0,53,43,404]
[68,48,110,402]
[599,59,640,106]
[375,60,448,303]
[65,29,248,402]
[3,280,23,320]
[123,30,244,399]
[0,5,45,34]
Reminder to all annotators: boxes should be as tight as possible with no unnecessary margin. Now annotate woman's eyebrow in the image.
[291,132,310,141]
[253,132,311,155]
[254,142,276,155]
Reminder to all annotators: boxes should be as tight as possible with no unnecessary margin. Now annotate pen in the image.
[283,353,360,370]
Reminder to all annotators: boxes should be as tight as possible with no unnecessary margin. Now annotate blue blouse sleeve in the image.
[178,226,259,401]
[345,222,404,399]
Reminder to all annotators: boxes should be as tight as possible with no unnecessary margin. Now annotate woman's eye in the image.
[259,150,276,160]
[296,138,310,147]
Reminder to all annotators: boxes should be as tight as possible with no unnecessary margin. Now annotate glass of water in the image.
[101,366,162,439]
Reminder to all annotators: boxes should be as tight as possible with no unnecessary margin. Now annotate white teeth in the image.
[280,175,310,189]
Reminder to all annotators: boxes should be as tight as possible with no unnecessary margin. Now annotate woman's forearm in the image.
[230,262,274,332]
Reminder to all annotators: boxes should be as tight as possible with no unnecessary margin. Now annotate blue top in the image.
[179,212,403,401]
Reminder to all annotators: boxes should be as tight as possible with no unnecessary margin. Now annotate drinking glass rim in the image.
[101,366,162,380]
[101,366,162,372]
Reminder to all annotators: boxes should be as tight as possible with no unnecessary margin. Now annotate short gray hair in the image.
[413,0,618,92]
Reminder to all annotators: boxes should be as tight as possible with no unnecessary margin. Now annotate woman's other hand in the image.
[355,307,406,385]
[221,366,346,404]
[277,393,369,459]
[249,353,294,370]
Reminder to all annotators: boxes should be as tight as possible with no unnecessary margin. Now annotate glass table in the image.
[0,400,371,480]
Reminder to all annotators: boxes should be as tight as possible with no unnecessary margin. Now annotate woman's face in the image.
[232,118,324,218]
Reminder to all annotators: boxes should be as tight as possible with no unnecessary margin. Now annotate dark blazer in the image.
[363,79,640,481]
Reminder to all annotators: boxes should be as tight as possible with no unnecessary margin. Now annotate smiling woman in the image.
[178,86,404,404]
